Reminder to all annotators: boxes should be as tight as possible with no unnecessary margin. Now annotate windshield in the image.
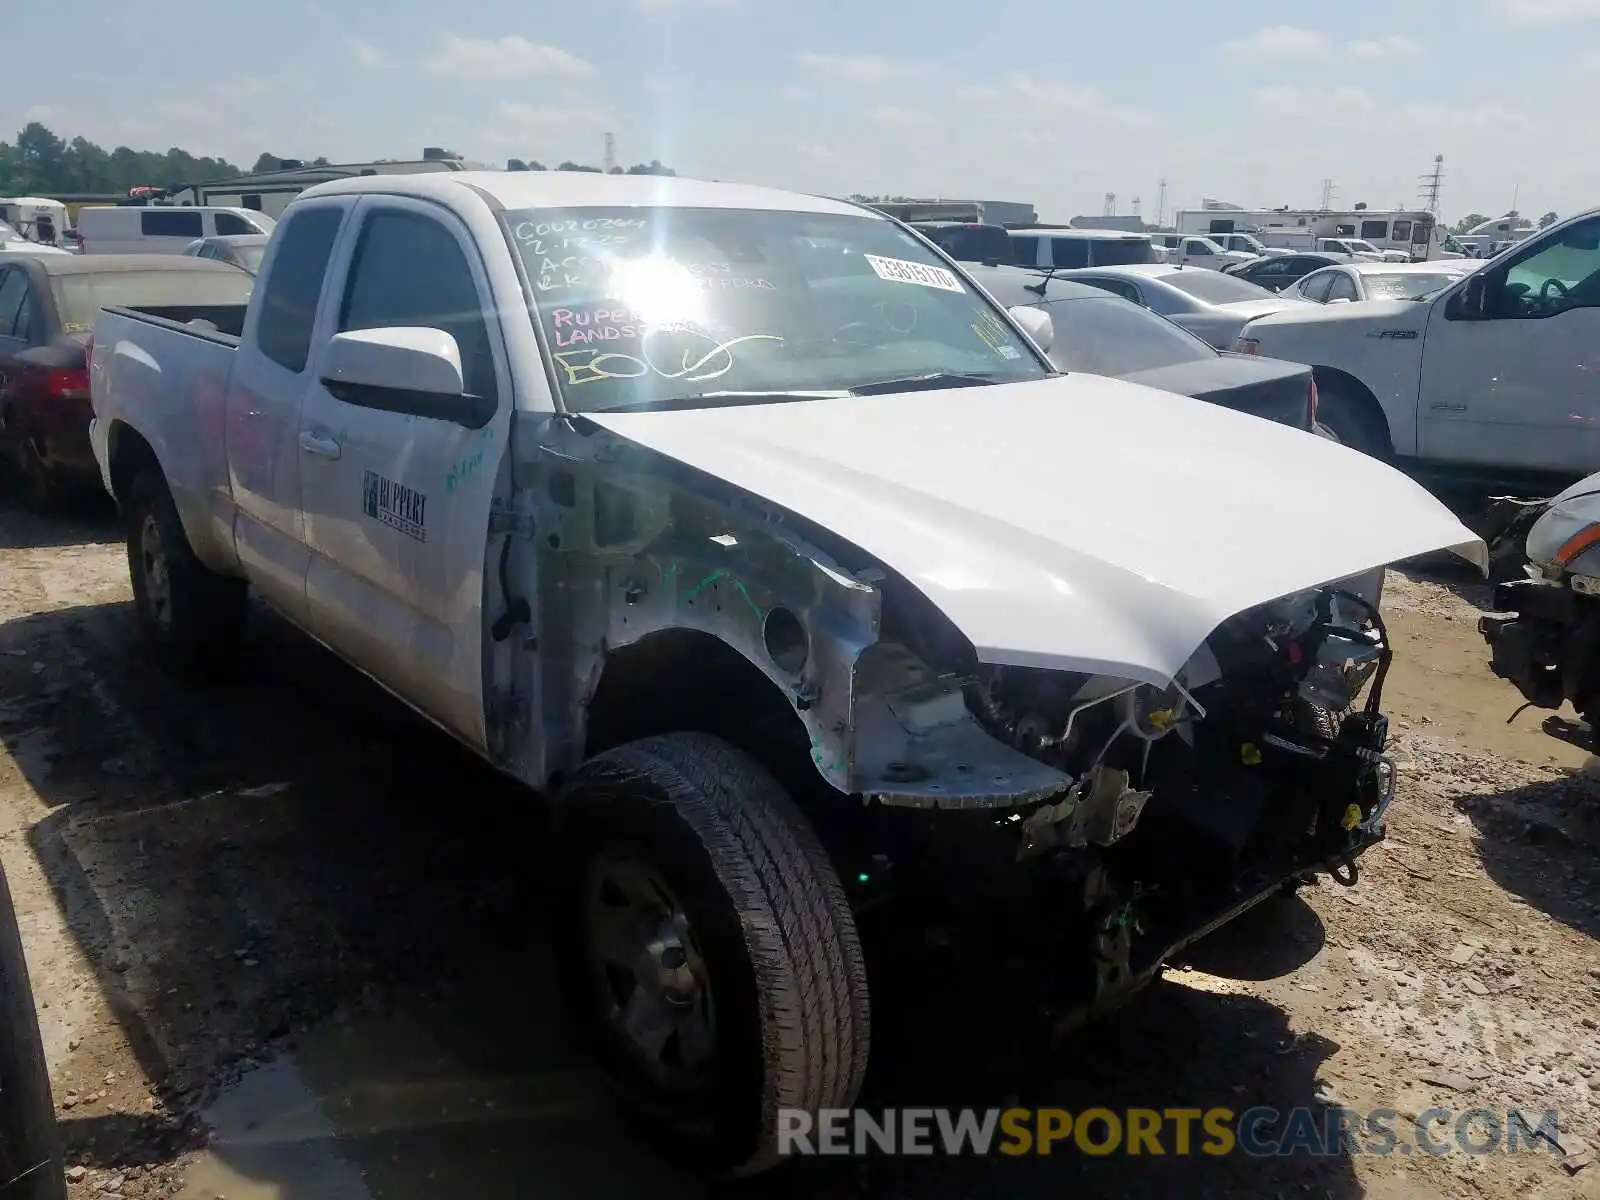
[1156,269,1275,304]
[0,223,20,245]
[1363,272,1460,300]
[1042,295,1214,375]
[52,269,254,331]
[511,206,1049,413]
[235,243,267,272]
[1348,240,1379,254]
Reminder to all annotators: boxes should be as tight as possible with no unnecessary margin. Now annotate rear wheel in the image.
[124,468,247,671]
[554,732,870,1177]
[0,859,67,1200]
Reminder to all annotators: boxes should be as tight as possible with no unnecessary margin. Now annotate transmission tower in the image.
[1155,177,1168,227]
[1131,196,1141,219]
[1320,178,1336,209]
[1103,192,1116,216]
[1417,154,1444,214]
[603,132,617,173]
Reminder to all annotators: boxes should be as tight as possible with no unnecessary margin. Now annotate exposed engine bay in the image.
[837,580,1397,1029]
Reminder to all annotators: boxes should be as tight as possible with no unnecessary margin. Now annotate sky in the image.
[4,0,1599,224]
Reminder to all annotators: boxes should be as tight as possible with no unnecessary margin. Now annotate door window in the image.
[1009,235,1040,267]
[1326,273,1360,302]
[1185,240,1214,256]
[255,206,344,372]
[1049,238,1089,268]
[1361,220,1389,240]
[141,209,204,238]
[1392,220,1412,241]
[338,209,498,402]
[1075,276,1142,304]
[1299,271,1336,302]
[214,212,258,236]
[1492,217,1600,318]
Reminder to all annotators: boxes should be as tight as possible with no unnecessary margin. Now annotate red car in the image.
[0,254,254,509]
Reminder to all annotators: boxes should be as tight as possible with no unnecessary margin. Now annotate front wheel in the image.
[1313,379,1387,459]
[555,732,871,1177]
[124,468,247,672]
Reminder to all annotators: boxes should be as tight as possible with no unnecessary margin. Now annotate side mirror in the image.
[1007,305,1054,353]
[317,327,493,429]
[1452,274,1489,319]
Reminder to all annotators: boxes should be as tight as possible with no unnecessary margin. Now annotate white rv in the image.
[1177,208,1465,262]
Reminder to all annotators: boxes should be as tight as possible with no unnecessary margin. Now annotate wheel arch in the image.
[1311,366,1395,458]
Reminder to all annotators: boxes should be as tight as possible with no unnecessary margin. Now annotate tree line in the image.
[0,122,678,197]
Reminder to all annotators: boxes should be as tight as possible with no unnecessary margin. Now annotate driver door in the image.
[1419,215,1600,475]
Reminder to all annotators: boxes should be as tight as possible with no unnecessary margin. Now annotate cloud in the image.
[1494,0,1600,22]
[797,142,831,160]
[496,102,610,137]
[1250,85,1533,130]
[797,53,935,83]
[955,84,1001,102]
[22,105,57,122]
[1347,34,1424,57]
[350,39,388,68]
[869,105,930,126]
[428,35,594,80]
[992,73,1149,126]
[780,84,815,100]
[1583,48,1600,66]
[1223,25,1331,56]
[152,99,221,125]
[638,0,737,9]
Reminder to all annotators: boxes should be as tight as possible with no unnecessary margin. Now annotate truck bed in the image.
[102,302,249,342]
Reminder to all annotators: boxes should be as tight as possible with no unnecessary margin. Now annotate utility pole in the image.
[603,131,617,173]
[1417,154,1444,214]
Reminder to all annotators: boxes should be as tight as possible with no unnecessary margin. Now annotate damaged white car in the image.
[88,171,1485,1177]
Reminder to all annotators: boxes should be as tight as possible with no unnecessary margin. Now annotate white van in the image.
[1008,227,1156,269]
[76,206,276,255]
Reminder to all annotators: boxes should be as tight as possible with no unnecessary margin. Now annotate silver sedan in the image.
[1288,260,1480,305]
[1040,262,1310,349]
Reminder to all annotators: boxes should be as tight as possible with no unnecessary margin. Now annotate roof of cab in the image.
[297,170,878,219]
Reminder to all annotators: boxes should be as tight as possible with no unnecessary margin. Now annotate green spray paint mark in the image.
[684,569,729,601]
[682,569,764,623]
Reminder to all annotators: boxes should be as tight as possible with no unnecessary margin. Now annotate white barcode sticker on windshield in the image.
[863,254,965,293]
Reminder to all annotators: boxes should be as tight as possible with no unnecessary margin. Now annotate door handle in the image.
[298,430,342,459]
[1429,403,1467,413]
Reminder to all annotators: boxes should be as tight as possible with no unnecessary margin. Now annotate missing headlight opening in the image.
[848,574,1398,1031]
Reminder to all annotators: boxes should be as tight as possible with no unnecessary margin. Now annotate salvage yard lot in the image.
[1,500,1598,1200]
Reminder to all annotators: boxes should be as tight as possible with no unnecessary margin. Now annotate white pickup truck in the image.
[1233,208,1600,490]
[88,171,1480,1176]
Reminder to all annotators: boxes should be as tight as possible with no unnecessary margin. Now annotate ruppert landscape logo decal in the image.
[362,469,427,542]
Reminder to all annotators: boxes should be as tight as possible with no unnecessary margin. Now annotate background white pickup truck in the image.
[1233,207,1600,491]
[86,170,1479,1179]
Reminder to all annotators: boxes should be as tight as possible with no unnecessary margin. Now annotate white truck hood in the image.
[588,374,1483,685]
[1243,296,1428,337]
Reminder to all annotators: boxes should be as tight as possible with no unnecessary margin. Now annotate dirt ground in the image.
[2,498,1600,1200]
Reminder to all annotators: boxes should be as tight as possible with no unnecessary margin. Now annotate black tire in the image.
[124,467,247,671]
[0,859,67,1200]
[554,732,870,1178]
[1314,378,1387,459]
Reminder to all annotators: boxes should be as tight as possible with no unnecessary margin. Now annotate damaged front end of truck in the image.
[488,384,1484,1029]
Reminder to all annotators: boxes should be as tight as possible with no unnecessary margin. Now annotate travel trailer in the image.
[1176,208,1465,262]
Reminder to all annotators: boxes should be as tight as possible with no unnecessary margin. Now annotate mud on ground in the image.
[1,500,1599,1200]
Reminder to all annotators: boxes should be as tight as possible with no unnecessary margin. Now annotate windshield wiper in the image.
[848,372,1002,396]
[587,389,849,415]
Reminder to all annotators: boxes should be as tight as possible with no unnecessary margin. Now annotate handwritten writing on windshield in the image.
[515,216,648,292]
[552,328,785,386]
